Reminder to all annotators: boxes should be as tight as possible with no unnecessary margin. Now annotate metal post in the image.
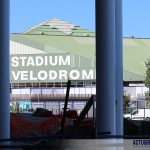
[0,0,10,139]
[115,0,123,136]
[96,0,116,136]
[59,100,61,114]
[61,79,71,135]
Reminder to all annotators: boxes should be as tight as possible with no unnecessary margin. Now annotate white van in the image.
[124,109,150,121]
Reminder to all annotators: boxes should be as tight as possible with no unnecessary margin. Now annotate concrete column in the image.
[115,0,123,136]
[0,0,10,139]
[96,0,116,136]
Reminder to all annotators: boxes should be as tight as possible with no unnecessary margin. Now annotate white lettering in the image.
[11,55,71,67]
[59,70,67,80]
[11,57,19,67]
[38,71,48,80]
[59,55,70,65]
[69,70,80,80]
[27,57,35,66]
[49,56,57,66]
[20,57,27,66]
[12,71,20,80]
[49,70,57,80]
[30,71,37,80]
[21,71,28,80]
[36,56,43,66]
[82,70,94,79]
[44,56,48,66]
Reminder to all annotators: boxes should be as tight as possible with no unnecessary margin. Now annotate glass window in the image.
[33,83,39,88]
[47,83,54,87]
[131,110,139,115]
[40,82,46,87]
[26,83,33,88]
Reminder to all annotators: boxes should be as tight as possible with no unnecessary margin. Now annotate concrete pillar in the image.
[96,0,116,136]
[115,0,123,136]
[0,0,10,139]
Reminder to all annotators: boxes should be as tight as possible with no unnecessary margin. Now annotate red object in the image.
[38,111,53,117]
[10,113,61,137]
[66,110,78,119]
[80,119,94,128]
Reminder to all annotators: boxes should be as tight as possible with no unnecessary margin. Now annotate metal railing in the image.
[10,94,92,101]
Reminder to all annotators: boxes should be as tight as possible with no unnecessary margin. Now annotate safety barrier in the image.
[10,113,62,138]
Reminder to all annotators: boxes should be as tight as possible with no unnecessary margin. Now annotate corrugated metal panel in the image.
[123,38,150,79]
[123,70,144,81]
[10,41,46,54]
[11,34,95,60]
[24,18,95,37]
[10,34,45,52]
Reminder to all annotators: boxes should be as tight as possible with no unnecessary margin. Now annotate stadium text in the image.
[11,70,95,81]
[10,55,95,82]
[11,55,70,67]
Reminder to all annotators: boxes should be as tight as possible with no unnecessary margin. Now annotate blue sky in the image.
[10,0,150,38]
[10,0,95,33]
[123,0,150,38]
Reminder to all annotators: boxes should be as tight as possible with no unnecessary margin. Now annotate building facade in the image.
[10,18,150,105]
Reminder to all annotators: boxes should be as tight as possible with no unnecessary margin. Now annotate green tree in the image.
[144,91,150,103]
[144,58,150,96]
[123,91,130,110]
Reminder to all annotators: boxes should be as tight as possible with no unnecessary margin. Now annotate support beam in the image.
[61,79,71,135]
[0,0,10,139]
[96,0,116,136]
[115,0,123,136]
[74,95,94,129]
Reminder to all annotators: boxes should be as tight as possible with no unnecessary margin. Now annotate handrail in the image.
[10,94,92,100]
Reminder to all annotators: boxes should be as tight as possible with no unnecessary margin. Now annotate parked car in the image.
[22,108,35,114]
[124,109,150,121]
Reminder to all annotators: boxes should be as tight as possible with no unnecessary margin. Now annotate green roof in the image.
[10,18,150,82]
[24,18,95,37]
[10,34,95,60]
[123,38,150,81]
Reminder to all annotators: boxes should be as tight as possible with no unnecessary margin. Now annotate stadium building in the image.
[10,18,150,112]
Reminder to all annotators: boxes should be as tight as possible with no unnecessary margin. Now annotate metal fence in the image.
[10,94,94,117]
